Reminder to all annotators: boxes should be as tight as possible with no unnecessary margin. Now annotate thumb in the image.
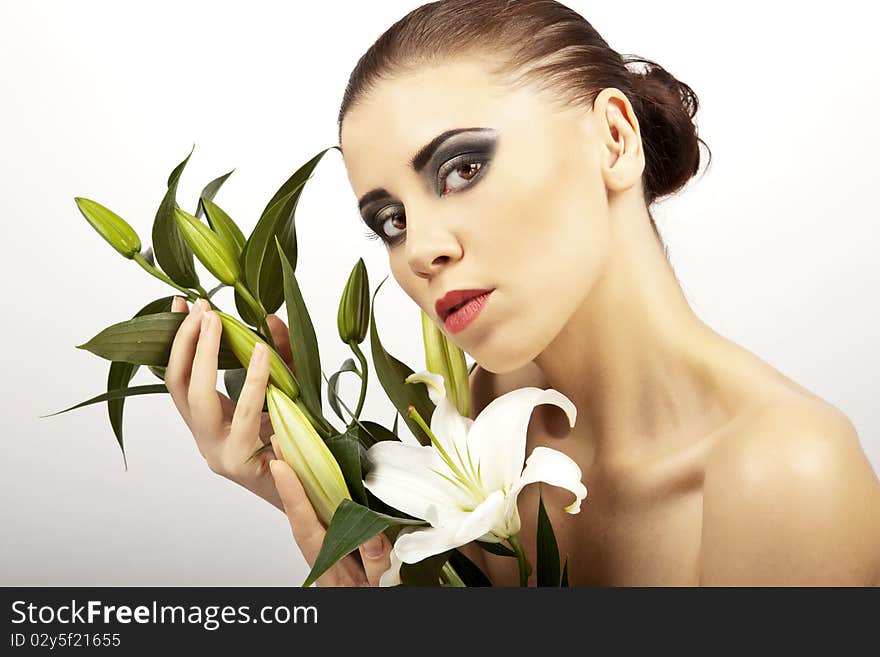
[358,533,393,587]
[264,314,296,373]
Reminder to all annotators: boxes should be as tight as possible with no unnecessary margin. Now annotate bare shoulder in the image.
[700,394,880,585]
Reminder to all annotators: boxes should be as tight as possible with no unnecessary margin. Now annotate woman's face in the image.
[340,56,615,373]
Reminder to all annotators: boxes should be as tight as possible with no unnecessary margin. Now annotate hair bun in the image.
[624,56,711,205]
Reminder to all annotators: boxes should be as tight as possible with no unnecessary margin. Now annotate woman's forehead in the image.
[340,60,554,179]
[342,60,508,142]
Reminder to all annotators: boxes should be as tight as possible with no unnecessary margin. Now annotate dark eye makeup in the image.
[362,152,493,246]
[359,128,499,246]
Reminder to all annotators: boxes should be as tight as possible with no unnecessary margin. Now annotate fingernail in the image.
[196,298,210,311]
[200,311,213,333]
[363,535,384,559]
[251,342,266,363]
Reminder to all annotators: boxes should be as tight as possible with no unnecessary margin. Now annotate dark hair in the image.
[337,0,711,250]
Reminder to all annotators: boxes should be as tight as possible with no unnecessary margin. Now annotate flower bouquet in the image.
[49,144,588,587]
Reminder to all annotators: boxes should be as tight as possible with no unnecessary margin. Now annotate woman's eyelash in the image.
[362,226,383,241]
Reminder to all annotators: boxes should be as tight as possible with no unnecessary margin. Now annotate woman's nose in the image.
[404,212,462,279]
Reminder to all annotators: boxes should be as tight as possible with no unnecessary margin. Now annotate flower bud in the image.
[173,207,240,285]
[266,384,351,526]
[74,197,142,259]
[200,196,246,260]
[421,309,470,417]
[214,310,299,400]
[337,258,369,344]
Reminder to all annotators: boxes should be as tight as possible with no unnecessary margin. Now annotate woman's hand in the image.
[165,296,292,511]
[269,437,394,587]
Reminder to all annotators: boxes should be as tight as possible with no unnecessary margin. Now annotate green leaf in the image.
[368,277,434,446]
[399,550,452,587]
[202,196,246,260]
[561,557,569,587]
[303,499,426,587]
[235,147,335,323]
[148,365,166,380]
[356,420,400,450]
[448,549,492,586]
[224,367,247,402]
[195,169,234,219]
[536,486,561,587]
[151,144,200,288]
[106,296,175,469]
[392,412,399,437]
[235,186,298,326]
[244,441,273,464]
[141,246,154,266]
[327,358,359,424]
[206,282,225,299]
[76,312,240,369]
[275,237,323,423]
[325,429,369,507]
[41,384,169,418]
[475,539,517,558]
[107,361,137,470]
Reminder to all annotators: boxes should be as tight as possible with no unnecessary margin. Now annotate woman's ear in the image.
[592,87,645,193]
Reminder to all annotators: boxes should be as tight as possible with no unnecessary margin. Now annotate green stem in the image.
[440,561,467,587]
[293,398,329,438]
[132,253,198,302]
[507,534,532,587]
[233,281,276,351]
[349,341,369,420]
[258,315,277,351]
[206,283,225,299]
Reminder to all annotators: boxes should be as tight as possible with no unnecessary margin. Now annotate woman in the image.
[164,0,880,586]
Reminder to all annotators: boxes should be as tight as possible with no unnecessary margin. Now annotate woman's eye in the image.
[438,155,486,195]
[364,153,489,245]
[375,212,406,243]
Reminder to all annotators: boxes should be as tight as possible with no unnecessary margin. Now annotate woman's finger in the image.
[165,297,206,429]
[358,532,393,587]
[227,342,271,458]
[187,308,224,440]
[268,442,328,569]
[269,436,367,586]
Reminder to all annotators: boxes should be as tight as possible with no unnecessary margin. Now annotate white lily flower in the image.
[363,370,588,586]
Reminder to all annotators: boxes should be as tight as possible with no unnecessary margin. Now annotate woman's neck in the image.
[533,195,744,469]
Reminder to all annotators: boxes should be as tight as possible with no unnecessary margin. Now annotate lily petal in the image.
[466,388,578,494]
[378,526,420,587]
[363,441,474,520]
[394,524,461,564]
[379,548,403,587]
[394,490,506,565]
[406,370,473,460]
[453,489,507,544]
[430,395,476,471]
[405,370,445,406]
[506,446,588,522]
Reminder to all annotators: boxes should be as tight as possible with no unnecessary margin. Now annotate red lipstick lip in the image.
[435,288,495,321]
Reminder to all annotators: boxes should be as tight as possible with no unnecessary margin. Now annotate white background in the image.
[1,0,878,585]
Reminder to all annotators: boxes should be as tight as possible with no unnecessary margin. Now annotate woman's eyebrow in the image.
[357,127,494,213]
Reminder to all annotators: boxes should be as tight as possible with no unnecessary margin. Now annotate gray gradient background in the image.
[2,0,877,585]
